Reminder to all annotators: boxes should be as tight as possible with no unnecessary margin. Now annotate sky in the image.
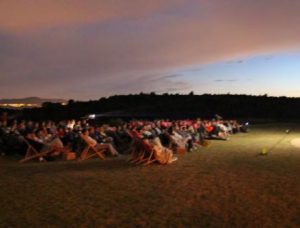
[0,0,300,100]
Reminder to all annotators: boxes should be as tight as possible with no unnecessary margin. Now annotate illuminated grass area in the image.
[1,124,300,227]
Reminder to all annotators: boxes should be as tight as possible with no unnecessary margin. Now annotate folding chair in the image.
[166,133,187,154]
[129,138,148,164]
[126,130,145,163]
[138,140,157,165]
[152,146,178,165]
[79,134,106,161]
[19,137,54,163]
[129,138,157,166]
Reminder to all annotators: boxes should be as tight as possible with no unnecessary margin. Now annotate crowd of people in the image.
[0,116,248,163]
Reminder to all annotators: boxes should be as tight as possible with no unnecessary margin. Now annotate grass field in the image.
[1,123,300,227]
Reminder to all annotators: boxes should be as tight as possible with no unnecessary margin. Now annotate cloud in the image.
[214,79,238,82]
[152,74,182,81]
[180,68,203,73]
[0,0,186,32]
[0,0,300,99]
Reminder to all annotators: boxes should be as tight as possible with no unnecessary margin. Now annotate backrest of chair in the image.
[131,130,143,140]
[141,139,153,153]
[20,136,31,147]
[20,136,41,153]
[164,132,176,147]
[80,134,92,147]
[130,130,144,146]
[125,129,134,138]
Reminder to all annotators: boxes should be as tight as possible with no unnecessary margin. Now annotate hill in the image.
[0,97,67,109]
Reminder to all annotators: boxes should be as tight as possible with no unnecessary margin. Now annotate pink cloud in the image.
[0,0,185,31]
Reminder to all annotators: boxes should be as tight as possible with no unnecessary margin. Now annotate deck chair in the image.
[139,140,157,165]
[79,134,105,161]
[165,133,187,154]
[129,140,144,163]
[123,130,137,156]
[130,138,157,166]
[19,137,54,163]
[153,145,178,165]
[129,138,148,164]
[126,130,146,164]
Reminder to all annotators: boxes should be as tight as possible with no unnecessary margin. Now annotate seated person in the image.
[205,121,228,140]
[36,128,64,150]
[96,126,115,144]
[167,127,189,153]
[178,126,194,151]
[81,129,119,156]
[26,129,64,156]
[151,137,177,164]
[61,127,77,151]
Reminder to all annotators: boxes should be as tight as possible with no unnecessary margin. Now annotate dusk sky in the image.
[1,0,300,100]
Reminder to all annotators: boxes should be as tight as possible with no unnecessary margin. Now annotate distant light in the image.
[0,103,39,108]
[88,114,96,119]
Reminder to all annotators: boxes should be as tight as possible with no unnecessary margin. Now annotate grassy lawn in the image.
[1,123,300,227]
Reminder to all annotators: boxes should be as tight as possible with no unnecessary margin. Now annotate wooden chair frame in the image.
[131,138,157,165]
[79,135,106,161]
[19,137,53,163]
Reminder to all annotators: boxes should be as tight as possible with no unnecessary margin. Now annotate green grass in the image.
[1,123,300,227]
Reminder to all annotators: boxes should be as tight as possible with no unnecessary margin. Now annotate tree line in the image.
[2,93,300,121]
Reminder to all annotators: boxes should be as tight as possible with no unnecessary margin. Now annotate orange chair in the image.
[79,134,105,161]
[19,137,56,163]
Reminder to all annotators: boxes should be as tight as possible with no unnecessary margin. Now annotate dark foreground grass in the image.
[1,123,300,227]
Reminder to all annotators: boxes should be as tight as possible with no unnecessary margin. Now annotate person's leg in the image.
[187,139,193,151]
[97,143,119,156]
[108,143,119,156]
